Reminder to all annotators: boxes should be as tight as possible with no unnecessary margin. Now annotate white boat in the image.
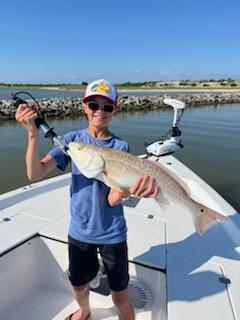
[1,99,239,319]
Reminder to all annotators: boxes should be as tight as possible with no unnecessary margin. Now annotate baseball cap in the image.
[82,79,118,104]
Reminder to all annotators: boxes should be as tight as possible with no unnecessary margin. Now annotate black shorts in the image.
[68,235,129,292]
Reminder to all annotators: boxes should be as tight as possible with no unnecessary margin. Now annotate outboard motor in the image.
[146,98,186,156]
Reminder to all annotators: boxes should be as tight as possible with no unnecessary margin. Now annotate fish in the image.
[67,142,227,235]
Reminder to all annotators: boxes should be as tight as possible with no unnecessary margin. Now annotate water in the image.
[0,87,84,100]
[0,87,219,100]
[0,93,239,211]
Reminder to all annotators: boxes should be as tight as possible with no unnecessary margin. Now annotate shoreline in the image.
[19,87,240,93]
[1,92,240,120]
[1,86,240,93]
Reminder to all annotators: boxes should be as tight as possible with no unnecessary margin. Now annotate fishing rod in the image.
[12,91,68,153]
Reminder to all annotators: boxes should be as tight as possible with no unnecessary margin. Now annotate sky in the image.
[1,0,240,84]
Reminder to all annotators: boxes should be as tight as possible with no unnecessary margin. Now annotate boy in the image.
[15,79,158,320]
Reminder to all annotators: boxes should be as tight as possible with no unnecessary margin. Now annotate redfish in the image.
[68,142,227,235]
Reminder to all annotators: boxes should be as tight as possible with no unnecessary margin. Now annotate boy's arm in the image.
[108,175,159,207]
[16,103,57,181]
[26,133,57,180]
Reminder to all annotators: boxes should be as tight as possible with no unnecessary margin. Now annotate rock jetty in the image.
[1,92,240,120]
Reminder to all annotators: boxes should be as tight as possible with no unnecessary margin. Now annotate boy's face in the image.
[84,95,117,129]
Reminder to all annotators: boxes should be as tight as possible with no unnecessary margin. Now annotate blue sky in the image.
[1,0,240,83]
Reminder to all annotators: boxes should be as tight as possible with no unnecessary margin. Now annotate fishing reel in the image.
[146,98,186,157]
[12,91,68,153]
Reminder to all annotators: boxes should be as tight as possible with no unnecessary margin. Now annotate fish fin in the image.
[195,205,228,235]
[155,192,170,210]
[86,155,105,177]
[102,173,125,192]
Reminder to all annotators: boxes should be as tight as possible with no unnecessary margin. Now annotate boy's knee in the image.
[72,284,89,294]
[111,289,130,307]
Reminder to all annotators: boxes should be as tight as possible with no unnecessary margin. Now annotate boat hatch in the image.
[167,250,237,320]
[0,236,167,320]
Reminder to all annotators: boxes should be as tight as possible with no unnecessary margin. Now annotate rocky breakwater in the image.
[0,97,84,120]
[1,92,240,120]
[118,92,240,111]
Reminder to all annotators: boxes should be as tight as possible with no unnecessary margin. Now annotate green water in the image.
[0,104,239,211]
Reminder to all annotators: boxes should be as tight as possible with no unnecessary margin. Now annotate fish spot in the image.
[200,209,204,212]
[166,162,172,165]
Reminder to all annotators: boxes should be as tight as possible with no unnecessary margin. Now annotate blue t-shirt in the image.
[48,129,130,244]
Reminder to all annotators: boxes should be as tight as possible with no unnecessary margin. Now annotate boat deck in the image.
[0,155,239,319]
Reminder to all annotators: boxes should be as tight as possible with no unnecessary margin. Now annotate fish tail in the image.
[195,206,228,235]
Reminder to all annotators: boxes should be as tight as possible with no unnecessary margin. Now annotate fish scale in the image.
[104,150,188,203]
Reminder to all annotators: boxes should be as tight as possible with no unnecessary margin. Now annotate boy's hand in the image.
[15,103,39,135]
[108,175,159,206]
[129,175,159,198]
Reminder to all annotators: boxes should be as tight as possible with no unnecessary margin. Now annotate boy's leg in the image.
[99,241,135,320]
[68,236,99,320]
[112,289,135,320]
[71,284,90,320]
